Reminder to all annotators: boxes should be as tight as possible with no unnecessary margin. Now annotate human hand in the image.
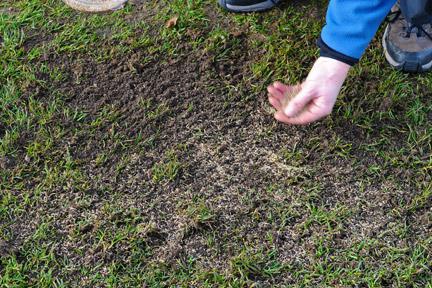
[267,57,351,125]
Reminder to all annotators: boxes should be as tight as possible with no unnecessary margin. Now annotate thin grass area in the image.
[1,0,431,287]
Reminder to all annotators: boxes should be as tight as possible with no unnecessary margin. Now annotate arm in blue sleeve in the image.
[320,0,397,62]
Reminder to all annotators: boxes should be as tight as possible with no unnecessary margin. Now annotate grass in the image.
[151,149,182,183]
[1,0,431,287]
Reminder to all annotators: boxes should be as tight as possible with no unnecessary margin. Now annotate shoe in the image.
[383,7,432,73]
[218,0,279,12]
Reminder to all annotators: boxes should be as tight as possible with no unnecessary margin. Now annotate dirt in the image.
[5,37,428,285]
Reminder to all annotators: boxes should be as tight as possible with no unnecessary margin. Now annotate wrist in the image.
[307,57,350,86]
[317,36,359,66]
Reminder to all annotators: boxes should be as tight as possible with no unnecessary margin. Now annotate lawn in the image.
[0,0,431,287]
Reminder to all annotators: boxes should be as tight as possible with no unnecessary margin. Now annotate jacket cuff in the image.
[317,36,359,66]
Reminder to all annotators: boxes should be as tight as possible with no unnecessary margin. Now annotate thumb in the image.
[283,85,314,117]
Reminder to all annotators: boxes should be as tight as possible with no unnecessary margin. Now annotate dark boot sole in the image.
[382,25,432,73]
[218,0,278,12]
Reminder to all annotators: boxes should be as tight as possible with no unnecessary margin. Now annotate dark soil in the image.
[2,1,430,285]
[6,38,430,286]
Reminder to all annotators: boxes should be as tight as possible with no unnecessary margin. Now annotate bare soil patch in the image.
[6,38,429,285]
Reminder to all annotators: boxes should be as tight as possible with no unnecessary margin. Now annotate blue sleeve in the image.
[321,0,397,60]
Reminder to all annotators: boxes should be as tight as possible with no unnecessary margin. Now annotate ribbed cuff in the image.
[317,36,359,66]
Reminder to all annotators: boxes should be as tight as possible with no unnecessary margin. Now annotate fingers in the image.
[268,81,331,125]
[274,110,324,125]
[283,87,314,118]
[267,84,285,101]
[267,82,300,100]
[274,103,331,125]
[268,94,282,110]
[273,81,287,93]
[274,110,296,123]
[268,81,311,118]
[267,81,290,111]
